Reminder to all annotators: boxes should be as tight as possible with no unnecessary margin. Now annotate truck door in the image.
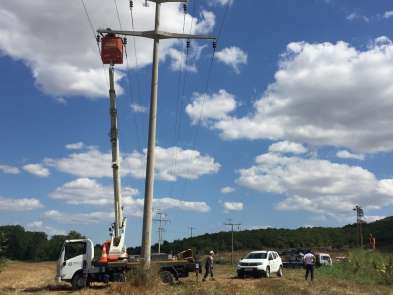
[60,241,87,281]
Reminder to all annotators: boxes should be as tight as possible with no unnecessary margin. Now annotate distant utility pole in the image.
[188,226,195,238]
[225,220,241,265]
[153,209,170,254]
[98,0,216,269]
[353,205,364,248]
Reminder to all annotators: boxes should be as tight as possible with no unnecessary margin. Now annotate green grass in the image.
[318,250,393,286]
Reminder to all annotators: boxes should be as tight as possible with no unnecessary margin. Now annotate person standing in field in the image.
[303,250,315,282]
[202,250,215,281]
[368,233,376,250]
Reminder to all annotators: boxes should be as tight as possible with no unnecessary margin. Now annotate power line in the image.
[112,0,142,151]
[79,0,109,88]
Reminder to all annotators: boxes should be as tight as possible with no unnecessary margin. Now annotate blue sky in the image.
[1,0,393,247]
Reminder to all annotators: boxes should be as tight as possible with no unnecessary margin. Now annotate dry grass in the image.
[1,261,393,295]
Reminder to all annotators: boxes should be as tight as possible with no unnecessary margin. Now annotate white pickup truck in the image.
[236,250,283,278]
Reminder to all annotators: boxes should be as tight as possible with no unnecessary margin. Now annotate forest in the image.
[0,216,392,261]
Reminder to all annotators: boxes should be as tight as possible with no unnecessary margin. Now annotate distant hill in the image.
[128,216,393,255]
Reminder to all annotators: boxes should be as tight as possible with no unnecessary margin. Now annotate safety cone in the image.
[98,242,108,264]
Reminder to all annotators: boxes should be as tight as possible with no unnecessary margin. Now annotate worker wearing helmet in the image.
[202,250,215,281]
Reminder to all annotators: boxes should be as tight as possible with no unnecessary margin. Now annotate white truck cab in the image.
[56,239,95,288]
[237,250,283,278]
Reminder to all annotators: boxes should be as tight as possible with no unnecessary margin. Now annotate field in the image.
[1,261,393,295]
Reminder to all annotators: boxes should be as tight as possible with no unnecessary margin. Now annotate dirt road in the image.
[0,261,392,295]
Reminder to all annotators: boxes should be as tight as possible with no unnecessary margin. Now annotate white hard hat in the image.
[209,250,214,255]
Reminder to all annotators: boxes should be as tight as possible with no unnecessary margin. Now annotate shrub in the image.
[319,249,393,286]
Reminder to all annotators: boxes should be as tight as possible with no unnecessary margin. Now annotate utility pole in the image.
[225,220,241,265]
[153,209,170,254]
[98,0,216,269]
[353,205,364,248]
[188,226,195,238]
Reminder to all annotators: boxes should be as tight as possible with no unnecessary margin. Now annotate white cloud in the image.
[223,202,243,211]
[336,150,365,160]
[215,47,248,73]
[26,221,66,236]
[237,148,393,220]
[0,164,20,175]
[65,142,86,150]
[383,11,393,19]
[186,89,237,125]
[44,210,113,224]
[154,198,210,213]
[197,38,393,154]
[0,197,43,211]
[44,146,220,181]
[165,44,207,73]
[130,103,147,113]
[49,178,210,218]
[363,215,385,223]
[49,178,138,206]
[346,12,369,23]
[23,164,50,177]
[0,1,215,99]
[210,0,234,6]
[268,141,307,155]
[221,186,235,193]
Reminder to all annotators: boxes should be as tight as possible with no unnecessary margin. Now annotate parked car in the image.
[236,250,283,278]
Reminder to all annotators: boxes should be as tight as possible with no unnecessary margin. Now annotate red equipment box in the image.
[101,35,124,64]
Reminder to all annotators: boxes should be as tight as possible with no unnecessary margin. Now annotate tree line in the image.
[0,216,391,261]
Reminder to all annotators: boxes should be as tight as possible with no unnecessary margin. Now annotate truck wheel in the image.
[277,266,283,277]
[264,267,270,278]
[160,271,175,285]
[71,272,86,290]
[237,271,244,278]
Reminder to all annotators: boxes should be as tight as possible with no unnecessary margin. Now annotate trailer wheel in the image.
[160,270,175,285]
[71,272,86,290]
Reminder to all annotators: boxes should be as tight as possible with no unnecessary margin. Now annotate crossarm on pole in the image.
[97,29,216,41]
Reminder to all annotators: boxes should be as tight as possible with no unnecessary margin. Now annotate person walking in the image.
[202,250,215,281]
[303,250,315,282]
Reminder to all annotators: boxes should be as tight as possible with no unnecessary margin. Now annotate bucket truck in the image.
[55,36,196,289]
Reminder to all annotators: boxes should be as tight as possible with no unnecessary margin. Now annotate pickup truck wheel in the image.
[160,271,175,285]
[277,266,283,277]
[71,272,86,290]
[264,267,270,278]
[237,271,244,278]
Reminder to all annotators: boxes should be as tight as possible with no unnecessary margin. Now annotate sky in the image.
[1,0,393,247]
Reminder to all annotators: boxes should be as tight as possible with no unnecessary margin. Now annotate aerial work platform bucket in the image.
[100,35,124,64]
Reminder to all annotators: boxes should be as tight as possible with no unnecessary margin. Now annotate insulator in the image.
[129,0,133,8]
[96,34,101,43]
[123,37,128,45]
[186,39,191,48]
[183,3,187,13]
[212,40,217,50]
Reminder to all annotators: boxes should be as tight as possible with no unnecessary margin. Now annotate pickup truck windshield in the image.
[246,253,267,259]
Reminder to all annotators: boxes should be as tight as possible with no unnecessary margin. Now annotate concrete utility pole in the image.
[225,220,241,265]
[353,205,364,248]
[153,209,170,254]
[188,226,195,238]
[98,0,215,269]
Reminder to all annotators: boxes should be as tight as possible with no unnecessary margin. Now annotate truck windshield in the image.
[65,242,86,261]
[246,253,267,259]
